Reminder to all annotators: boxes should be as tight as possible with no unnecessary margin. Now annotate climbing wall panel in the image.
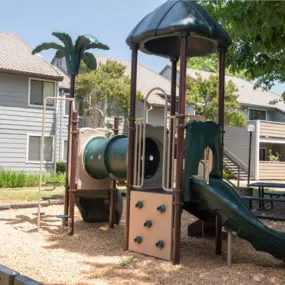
[129,191,174,260]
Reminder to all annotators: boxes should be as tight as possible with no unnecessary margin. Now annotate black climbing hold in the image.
[144,220,152,228]
[157,205,166,213]
[155,240,164,249]
[134,236,143,244]
[135,201,144,209]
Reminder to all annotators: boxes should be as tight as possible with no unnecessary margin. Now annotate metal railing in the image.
[133,118,146,188]
[162,115,176,191]
[223,147,248,174]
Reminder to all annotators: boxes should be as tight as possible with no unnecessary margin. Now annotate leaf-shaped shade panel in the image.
[82,52,97,70]
[32,42,64,54]
[52,32,73,52]
[73,35,102,75]
[55,49,65,58]
[85,42,110,51]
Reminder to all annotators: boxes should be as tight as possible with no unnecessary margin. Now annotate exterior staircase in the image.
[223,148,251,180]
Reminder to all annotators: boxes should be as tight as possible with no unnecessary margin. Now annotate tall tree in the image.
[198,0,285,92]
[187,55,249,80]
[186,73,246,127]
[32,32,109,233]
[76,60,143,123]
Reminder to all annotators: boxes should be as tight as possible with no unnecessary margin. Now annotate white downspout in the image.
[255,120,260,180]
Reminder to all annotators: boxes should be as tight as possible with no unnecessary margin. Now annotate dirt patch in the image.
[0,203,284,285]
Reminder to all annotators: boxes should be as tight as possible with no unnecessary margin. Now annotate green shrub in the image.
[223,168,234,180]
[56,162,66,173]
[0,169,65,188]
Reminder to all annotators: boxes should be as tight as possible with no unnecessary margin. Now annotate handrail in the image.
[223,147,248,174]
[223,178,239,191]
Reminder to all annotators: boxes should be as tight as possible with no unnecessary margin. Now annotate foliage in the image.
[223,168,234,180]
[119,256,135,267]
[32,32,109,75]
[0,170,65,188]
[198,1,285,92]
[187,55,249,80]
[76,60,143,116]
[56,162,66,173]
[186,73,246,127]
[268,149,281,162]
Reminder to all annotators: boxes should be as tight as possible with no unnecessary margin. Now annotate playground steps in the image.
[223,155,249,180]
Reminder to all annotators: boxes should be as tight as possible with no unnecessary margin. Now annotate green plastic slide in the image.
[190,177,285,261]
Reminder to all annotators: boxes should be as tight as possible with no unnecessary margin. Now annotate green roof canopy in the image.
[126,0,232,58]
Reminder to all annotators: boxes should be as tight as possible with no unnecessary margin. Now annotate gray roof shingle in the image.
[186,69,285,113]
[0,32,62,81]
[97,57,175,106]
[56,56,177,106]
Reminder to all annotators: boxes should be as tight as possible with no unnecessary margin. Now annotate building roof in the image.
[185,69,285,113]
[0,32,62,81]
[161,64,285,113]
[97,56,177,107]
[53,66,70,90]
[55,56,178,107]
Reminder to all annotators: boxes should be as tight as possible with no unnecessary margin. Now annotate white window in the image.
[29,79,55,107]
[27,135,54,163]
[249,109,266,121]
[64,95,80,116]
[63,140,68,161]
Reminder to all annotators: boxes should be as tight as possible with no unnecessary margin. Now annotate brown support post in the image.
[69,110,78,236]
[169,58,178,188]
[216,48,226,254]
[125,45,138,250]
[173,36,188,265]
[64,74,76,226]
[109,116,120,229]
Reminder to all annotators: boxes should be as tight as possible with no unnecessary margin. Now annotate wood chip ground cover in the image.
[0,203,284,285]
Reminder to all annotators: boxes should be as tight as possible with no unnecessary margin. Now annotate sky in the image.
[0,0,283,95]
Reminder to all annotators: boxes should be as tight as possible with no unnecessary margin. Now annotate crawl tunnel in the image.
[83,135,160,182]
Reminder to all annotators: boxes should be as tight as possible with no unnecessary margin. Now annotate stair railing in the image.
[223,147,248,174]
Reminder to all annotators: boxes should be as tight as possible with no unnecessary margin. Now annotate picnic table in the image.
[248,182,285,210]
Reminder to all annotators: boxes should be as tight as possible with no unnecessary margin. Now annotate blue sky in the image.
[0,0,283,95]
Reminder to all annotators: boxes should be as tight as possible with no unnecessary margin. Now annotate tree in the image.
[198,1,285,92]
[186,73,246,127]
[76,60,143,123]
[32,32,109,233]
[187,55,249,80]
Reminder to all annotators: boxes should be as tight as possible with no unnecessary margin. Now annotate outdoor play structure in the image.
[37,0,285,266]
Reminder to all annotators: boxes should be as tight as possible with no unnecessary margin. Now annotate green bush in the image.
[0,170,65,188]
[223,168,234,180]
[56,162,66,173]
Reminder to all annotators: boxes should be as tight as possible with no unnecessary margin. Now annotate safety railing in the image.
[162,115,176,191]
[223,147,248,174]
[133,118,146,188]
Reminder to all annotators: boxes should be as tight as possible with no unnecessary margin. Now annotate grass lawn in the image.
[0,186,65,203]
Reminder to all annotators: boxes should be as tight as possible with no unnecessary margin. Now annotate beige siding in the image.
[260,121,285,138]
[259,162,285,180]
[224,123,257,179]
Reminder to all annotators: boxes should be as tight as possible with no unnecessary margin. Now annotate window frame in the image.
[259,147,267,161]
[63,94,82,118]
[28,78,57,108]
[61,139,68,162]
[26,134,55,164]
[248,108,267,121]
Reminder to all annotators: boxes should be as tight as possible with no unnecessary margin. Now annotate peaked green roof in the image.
[126,0,232,58]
